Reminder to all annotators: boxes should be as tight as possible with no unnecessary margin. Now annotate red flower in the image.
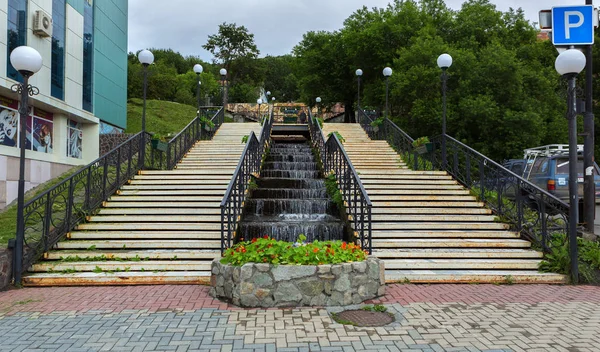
[313,248,319,253]
[251,238,258,243]
[341,242,347,250]
[263,235,269,239]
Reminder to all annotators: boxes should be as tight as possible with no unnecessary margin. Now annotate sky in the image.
[128,0,595,62]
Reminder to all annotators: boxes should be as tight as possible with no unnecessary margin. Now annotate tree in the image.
[203,23,261,106]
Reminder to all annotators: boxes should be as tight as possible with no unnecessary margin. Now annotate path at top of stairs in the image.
[23,123,262,286]
[322,123,566,284]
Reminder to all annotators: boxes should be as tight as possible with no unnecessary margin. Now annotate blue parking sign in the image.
[552,5,595,45]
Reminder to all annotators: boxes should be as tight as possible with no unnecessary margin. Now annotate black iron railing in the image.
[220,109,273,252]
[15,132,149,275]
[357,108,569,252]
[13,107,226,281]
[309,112,373,253]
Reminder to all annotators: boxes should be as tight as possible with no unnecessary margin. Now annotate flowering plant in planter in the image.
[221,235,367,266]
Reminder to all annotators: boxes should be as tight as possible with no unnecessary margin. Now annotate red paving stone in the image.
[1,284,600,315]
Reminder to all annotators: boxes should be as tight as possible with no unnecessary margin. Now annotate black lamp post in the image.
[257,98,263,120]
[10,45,42,285]
[138,49,154,169]
[220,68,227,106]
[315,97,321,120]
[437,53,453,169]
[556,48,586,284]
[383,67,392,120]
[193,64,203,118]
[356,69,363,110]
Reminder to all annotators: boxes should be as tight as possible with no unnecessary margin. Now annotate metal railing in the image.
[357,108,569,252]
[13,107,226,282]
[220,109,273,252]
[309,112,373,253]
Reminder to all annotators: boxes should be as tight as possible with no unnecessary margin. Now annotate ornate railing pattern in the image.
[357,108,569,252]
[220,109,273,252]
[17,132,149,274]
[14,107,226,281]
[309,112,373,253]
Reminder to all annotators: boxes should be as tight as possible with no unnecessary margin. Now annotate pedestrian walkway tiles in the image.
[1,285,599,351]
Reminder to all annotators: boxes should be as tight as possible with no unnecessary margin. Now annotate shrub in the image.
[370,118,383,128]
[539,233,600,283]
[200,116,215,128]
[412,136,430,148]
[221,235,367,266]
[327,131,345,143]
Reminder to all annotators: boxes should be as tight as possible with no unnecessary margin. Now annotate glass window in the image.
[82,0,94,112]
[0,97,20,148]
[7,0,27,83]
[555,158,597,175]
[67,120,83,158]
[51,0,66,100]
[30,108,54,153]
[511,162,524,176]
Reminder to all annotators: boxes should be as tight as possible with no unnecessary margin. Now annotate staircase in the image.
[322,123,566,284]
[22,123,261,286]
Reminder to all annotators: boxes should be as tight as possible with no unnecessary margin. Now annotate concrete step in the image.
[371,230,518,238]
[103,202,221,208]
[384,270,567,284]
[367,189,471,195]
[76,223,221,231]
[87,215,221,223]
[139,169,235,175]
[359,174,452,180]
[129,179,231,185]
[368,195,477,201]
[108,196,223,202]
[366,185,464,190]
[369,222,509,230]
[370,215,497,222]
[98,208,222,215]
[117,190,225,196]
[373,248,543,259]
[69,230,220,239]
[372,238,531,248]
[31,261,212,272]
[370,208,491,215]
[22,271,211,286]
[43,249,220,261]
[371,201,485,208]
[55,240,220,249]
[361,179,458,185]
[121,185,228,190]
[384,259,542,270]
[134,175,233,180]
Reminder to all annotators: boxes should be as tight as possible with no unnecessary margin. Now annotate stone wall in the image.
[99,133,134,157]
[0,248,13,291]
[210,257,385,308]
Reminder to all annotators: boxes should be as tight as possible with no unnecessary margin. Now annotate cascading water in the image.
[240,141,346,242]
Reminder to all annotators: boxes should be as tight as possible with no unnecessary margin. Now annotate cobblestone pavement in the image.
[1,284,600,351]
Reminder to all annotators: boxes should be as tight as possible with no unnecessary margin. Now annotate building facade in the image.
[0,0,128,209]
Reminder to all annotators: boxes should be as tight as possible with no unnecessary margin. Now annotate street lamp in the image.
[193,64,203,119]
[383,67,392,120]
[555,48,586,285]
[437,53,452,169]
[138,49,154,169]
[10,46,42,285]
[315,97,321,120]
[356,69,363,110]
[257,98,263,120]
[220,68,227,106]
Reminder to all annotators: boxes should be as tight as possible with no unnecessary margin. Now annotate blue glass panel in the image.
[51,0,66,100]
[7,0,27,83]
[82,0,94,112]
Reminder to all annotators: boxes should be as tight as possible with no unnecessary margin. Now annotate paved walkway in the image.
[1,284,600,351]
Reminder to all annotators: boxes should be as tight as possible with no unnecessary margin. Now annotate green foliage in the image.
[241,134,250,144]
[325,173,344,210]
[539,233,600,284]
[412,136,430,148]
[316,117,324,128]
[221,236,367,266]
[361,304,387,312]
[200,116,216,129]
[327,131,345,143]
[126,98,199,135]
[370,118,383,128]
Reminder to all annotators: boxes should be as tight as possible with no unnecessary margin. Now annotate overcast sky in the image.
[128,0,595,62]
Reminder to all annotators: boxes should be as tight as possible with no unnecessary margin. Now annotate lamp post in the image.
[10,46,42,285]
[193,64,203,119]
[583,0,595,234]
[257,98,263,121]
[138,49,154,169]
[315,97,321,120]
[383,67,392,120]
[220,68,227,107]
[437,53,453,169]
[555,48,586,284]
[356,69,363,110]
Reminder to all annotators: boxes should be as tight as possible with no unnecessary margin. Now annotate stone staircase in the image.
[322,123,566,284]
[22,123,262,286]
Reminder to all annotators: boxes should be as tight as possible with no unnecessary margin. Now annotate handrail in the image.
[220,109,273,252]
[308,110,373,253]
[15,131,150,278]
[356,108,570,252]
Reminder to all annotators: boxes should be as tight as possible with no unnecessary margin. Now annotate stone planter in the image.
[210,256,385,308]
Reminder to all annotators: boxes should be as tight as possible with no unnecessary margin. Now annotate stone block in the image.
[297,278,323,297]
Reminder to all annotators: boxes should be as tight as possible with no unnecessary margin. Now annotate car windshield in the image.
[555,158,598,175]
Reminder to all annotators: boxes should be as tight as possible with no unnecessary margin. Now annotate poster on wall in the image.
[0,97,19,148]
[30,108,54,153]
[67,120,83,159]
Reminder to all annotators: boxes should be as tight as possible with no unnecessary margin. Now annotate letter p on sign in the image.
[552,5,594,45]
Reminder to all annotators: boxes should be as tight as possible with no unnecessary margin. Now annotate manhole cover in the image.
[334,309,394,327]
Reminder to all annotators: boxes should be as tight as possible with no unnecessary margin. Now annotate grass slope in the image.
[126,98,199,137]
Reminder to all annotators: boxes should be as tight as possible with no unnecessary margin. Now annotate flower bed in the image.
[210,237,385,307]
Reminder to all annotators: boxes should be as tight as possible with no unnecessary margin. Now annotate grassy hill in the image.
[126,98,199,137]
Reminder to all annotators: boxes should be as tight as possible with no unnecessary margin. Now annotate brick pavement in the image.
[1,284,599,351]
